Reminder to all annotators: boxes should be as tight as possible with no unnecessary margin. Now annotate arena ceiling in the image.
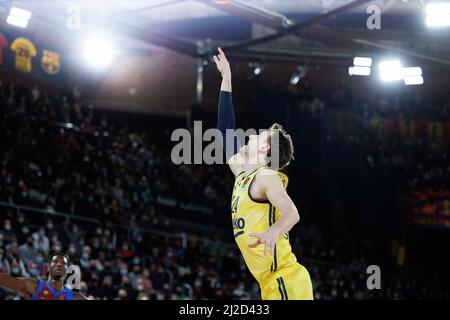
[2,0,450,71]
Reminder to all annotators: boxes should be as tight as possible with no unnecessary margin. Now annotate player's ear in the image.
[259,143,270,153]
[260,131,271,153]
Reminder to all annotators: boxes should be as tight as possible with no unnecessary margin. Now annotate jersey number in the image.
[231,196,240,214]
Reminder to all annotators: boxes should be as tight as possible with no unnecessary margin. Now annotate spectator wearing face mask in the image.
[33,252,46,274]
[129,265,144,291]
[8,260,26,277]
[2,220,14,242]
[15,214,30,243]
[5,236,19,255]
[32,228,49,254]
[17,235,37,262]
[80,246,91,269]
[116,262,129,281]
[119,276,133,299]
[26,260,40,278]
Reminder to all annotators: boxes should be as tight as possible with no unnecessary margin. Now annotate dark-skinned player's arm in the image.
[213,47,244,176]
[0,272,37,296]
[249,171,300,256]
[73,292,90,300]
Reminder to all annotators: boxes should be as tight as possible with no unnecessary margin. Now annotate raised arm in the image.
[0,272,37,296]
[213,47,244,176]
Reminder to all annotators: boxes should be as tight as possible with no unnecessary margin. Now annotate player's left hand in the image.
[248,229,280,256]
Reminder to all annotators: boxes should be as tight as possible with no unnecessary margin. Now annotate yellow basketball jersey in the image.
[231,166,299,286]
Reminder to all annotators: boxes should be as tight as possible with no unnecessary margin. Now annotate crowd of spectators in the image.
[0,80,449,299]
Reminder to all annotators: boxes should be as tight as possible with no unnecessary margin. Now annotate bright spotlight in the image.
[425,3,450,27]
[290,67,306,85]
[379,60,403,82]
[290,74,300,85]
[7,7,32,28]
[404,75,424,86]
[349,66,371,76]
[83,38,116,68]
[198,59,209,74]
[426,15,450,27]
[249,62,263,76]
[402,67,422,77]
[353,57,372,67]
[10,7,32,19]
[425,3,450,15]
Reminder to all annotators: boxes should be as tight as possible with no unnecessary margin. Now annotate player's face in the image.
[242,130,270,161]
[49,255,68,280]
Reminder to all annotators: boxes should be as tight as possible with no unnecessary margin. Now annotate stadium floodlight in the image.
[254,65,262,76]
[197,59,209,74]
[425,3,450,15]
[378,60,403,82]
[248,62,263,76]
[349,66,371,76]
[404,75,424,85]
[290,74,300,85]
[6,15,28,28]
[7,7,32,28]
[426,15,450,27]
[290,66,306,85]
[425,3,450,27]
[10,7,32,19]
[402,67,422,77]
[83,37,116,69]
[353,57,372,67]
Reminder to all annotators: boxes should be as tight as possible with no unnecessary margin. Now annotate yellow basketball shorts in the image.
[260,263,314,300]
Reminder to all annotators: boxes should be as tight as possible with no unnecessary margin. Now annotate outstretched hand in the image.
[213,47,231,79]
[248,229,280,256]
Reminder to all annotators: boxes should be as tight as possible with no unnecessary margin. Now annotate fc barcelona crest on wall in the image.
[41,49,60,75]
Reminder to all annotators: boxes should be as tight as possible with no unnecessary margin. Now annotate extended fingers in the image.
[218,47,225,57]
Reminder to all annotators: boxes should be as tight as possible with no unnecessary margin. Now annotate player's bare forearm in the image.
[248,170,300,255]
[220,73,232,92]
[0,272,34,294]
[267,206,300,237]
[261,170,300,236]
[248,206,299,256]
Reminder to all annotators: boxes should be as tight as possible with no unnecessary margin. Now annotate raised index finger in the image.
[218,47,226,59]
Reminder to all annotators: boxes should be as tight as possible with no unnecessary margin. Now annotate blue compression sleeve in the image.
[218,90,240,160]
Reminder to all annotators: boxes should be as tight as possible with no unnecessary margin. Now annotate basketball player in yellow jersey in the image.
[214,48,313,300]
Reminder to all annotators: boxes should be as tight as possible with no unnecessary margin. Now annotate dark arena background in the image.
[0,0,450,301]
